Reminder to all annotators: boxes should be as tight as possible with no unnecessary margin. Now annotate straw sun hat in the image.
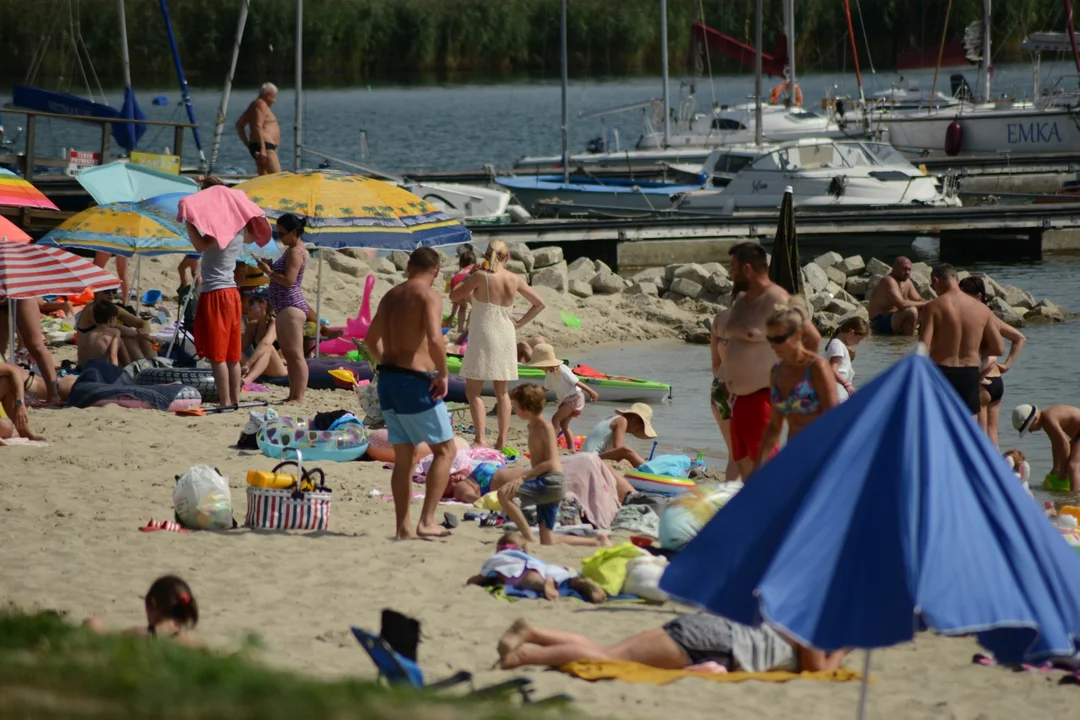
[616,403,657,439]
[528,344,564,369]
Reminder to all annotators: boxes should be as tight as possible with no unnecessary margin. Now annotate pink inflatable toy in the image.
[318,274,376,356]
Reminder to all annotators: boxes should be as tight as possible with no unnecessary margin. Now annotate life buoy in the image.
[944,119,963,157]
[770,81,803,106]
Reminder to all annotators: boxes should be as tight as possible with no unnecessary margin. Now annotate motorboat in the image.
[673,138,960,214]
[400,180,511,222]
[495,149,723,214]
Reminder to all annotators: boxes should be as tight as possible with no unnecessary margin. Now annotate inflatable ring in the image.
[257,416,369,462]
[136,367,218,403]
[624,469,695,496]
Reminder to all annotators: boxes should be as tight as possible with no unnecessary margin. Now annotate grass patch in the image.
[0,610,536,719]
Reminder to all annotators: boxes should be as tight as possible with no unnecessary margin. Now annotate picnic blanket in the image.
[67,360,192,412]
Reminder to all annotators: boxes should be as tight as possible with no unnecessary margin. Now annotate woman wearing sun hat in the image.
[579,402,658,468]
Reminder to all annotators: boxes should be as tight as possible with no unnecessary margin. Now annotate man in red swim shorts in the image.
[722,243,820,479]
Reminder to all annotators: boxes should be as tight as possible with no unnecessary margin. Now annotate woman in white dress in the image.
[451,241,546,449]
[823,317,868,402]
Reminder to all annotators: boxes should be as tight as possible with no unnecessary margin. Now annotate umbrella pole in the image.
[4,297,15,365]
[134,254,142,313]
[313,249,323,358]
[856,651,871,720]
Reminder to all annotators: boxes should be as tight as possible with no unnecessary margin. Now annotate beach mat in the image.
[558,661,865,685]
[486,585,647,604]
[263,359,469,403]
[68,360,193,412]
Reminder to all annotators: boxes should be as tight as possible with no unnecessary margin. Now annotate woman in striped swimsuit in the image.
[257,213,310,403]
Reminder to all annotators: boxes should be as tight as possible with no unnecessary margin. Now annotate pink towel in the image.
[562,453,623,530]
[177,185,271,249]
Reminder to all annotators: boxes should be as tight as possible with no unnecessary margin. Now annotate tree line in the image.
[0,0,1067,88]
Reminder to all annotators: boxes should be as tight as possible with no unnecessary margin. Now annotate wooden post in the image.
[23,115,37,182]
[100,121,112,163]
[173,125,184,164]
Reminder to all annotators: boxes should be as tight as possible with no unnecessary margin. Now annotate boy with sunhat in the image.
[1012,403,1080,491]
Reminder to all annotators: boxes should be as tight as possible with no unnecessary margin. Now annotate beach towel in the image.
[0,437,49,447]
[177,185,271,248]
[558,661,864,685]
[68,360,193,412]
[562,452,623,530]
[485,585,646,603]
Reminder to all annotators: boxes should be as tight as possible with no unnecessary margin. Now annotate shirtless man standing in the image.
[366,247,457,539]
[724,242,821,479]
[236,83,281,175]
[918,264,1004,418]
[709,293,740,481]
[866,256,927,336]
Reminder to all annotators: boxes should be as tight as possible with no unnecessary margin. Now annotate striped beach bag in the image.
[245,450,332,531]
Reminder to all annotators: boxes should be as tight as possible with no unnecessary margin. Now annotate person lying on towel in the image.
[466,532,607,604]
[493,613,850,672]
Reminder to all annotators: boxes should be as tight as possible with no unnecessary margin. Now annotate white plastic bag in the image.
[622,555,670,602]
[173,465,233,530]
[358,380,383,427]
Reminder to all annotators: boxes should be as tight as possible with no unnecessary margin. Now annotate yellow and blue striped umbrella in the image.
[236,169,471,250]
[41,201,193,257]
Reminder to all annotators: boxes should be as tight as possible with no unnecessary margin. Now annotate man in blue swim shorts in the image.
[866,256,927,336]
[366,247,457,539]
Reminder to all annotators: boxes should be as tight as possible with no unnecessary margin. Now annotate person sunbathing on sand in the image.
[0,361,45,443]
[494,615,849,672]
[85,575,200,645]
[76,301,125,370]
[466,532,607,603]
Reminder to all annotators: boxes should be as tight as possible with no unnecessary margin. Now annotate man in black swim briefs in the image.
[235,82,281,175]
[918,264,1004,418]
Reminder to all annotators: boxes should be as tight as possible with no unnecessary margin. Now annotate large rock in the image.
[813,251,843,270]
[989,297,1012,315]
[705,272,733,296]
[845,276,870,297]
[338,247,371,261]
[909,262,932,290]
[664,263,686,281]
[825,266,847,287]
[813,311,841,335]
[436,248,455,269]
[994,309,1026,328]
[865,274,886,297]
[865,257,891,276]
[531,246,564,269]
[825,298,859,317]
[1000,285,1035,310]
[568,279,593,298]
[590,270,624,295]
[669,277,704,299]
[674,263,711,286]
[594,259,613,275]
[530,261,568,292]
[507,244,535,273]
[326,252,370,278]
[567,257,596,282]
[371,257,397,274]
[632,266,667,285]
[977,273,1005,299]
[808,291,832,312]
[803,263,829,293]
[701,262,727,277]
[838,255,866,276]
[825,280,845,297]
[388,250,411,271]
[625,281,659,297]
[506,259,528,276]
[1026,304,1065,322]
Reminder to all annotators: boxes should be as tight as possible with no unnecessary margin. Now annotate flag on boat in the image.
[0,243,121,300]
[0,169,59,211]
[236,169,471,250]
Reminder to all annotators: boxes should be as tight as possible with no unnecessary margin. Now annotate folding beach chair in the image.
[351,609,570,705]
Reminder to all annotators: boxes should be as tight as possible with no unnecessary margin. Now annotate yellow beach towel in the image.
[560,660,865,685]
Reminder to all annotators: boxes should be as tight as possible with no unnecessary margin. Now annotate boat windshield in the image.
[861,142,916,168]
[753,142,853,171]
[834,142,875,168]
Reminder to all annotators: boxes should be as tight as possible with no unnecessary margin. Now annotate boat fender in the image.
[769,81,803,106]
[944,119,963,157]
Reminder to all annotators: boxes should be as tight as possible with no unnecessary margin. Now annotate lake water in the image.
[569,255,1080,504]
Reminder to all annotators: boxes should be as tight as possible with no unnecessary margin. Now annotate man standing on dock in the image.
[919,263,1004,419]
[723,242,820,480]
[867,257,927,336]
[236,83,281,176]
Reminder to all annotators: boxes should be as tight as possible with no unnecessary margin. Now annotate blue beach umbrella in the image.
[75,161,198,206]
[660,349,1080,711]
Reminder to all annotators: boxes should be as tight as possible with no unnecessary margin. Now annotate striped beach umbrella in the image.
[0,169,58,211]
[236,169,471,250]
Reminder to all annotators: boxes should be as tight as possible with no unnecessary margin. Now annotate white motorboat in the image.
[673,138,960,214]
[400,181,511,222]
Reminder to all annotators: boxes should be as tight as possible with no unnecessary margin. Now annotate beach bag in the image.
[245,449,332,531]
[638,454,692,478]
[580,542,646,596]
[173,465,234,530]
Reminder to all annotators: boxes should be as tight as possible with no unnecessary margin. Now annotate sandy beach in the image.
[2,382,1078,720]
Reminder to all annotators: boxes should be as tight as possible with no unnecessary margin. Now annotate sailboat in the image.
[883,1,1080,159]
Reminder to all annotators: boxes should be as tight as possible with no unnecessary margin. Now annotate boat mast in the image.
[1063,0,1080,89]
[209,0,251,173]
[159,0,206,168]
[560,0,569,184]
[660,0,671,147]
[928,0,954,114]
[784,0,796,107]
[981,0,991,101]
[754,0,763,144]
[841,0,865,103]
[294,0,303,171]
[117,0,132,92]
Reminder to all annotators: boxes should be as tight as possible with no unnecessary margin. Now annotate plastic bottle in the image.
[246,469,297,489]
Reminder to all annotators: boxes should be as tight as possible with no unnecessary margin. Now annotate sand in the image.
[2,254,1077,718]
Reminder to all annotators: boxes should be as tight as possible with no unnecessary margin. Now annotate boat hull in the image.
[885,106,1080,160]
[447,357,671,403]
[495,175,699,213]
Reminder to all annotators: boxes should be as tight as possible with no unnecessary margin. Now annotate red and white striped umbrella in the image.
[0,242,121,300]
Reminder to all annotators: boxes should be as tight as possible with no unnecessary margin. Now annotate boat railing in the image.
[0,107,197,182]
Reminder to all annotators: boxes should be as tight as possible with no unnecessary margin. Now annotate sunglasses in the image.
[766,329,796,344]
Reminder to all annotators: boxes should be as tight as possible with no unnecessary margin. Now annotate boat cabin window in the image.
[711,117,747,130]
[834,143,873,168]
[788,109,821,120]
[715,154,755,173]
[750,152,784,171]
[794,143,847,170]
[862,142,913,168]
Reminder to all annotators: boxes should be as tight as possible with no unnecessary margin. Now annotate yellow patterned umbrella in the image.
[236,169,471,250]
